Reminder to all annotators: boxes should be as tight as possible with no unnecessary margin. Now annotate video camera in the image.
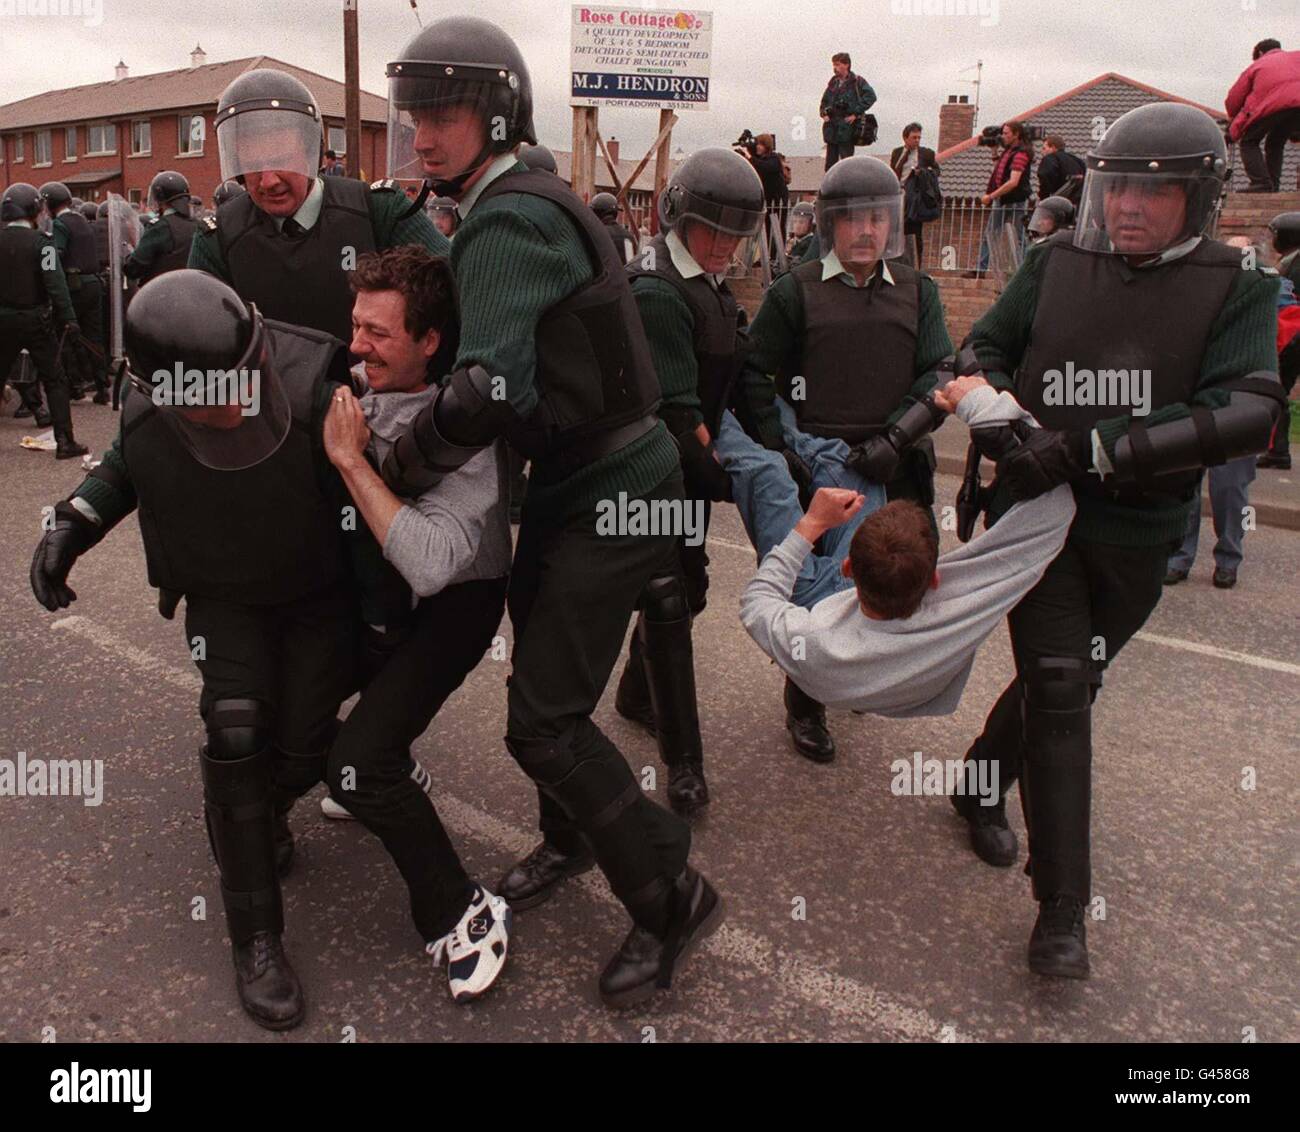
[977,123,1047,148]
[734,129,759,157]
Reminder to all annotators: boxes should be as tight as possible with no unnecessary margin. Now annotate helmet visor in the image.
[1074,170,1220,255]
[387,74,499,183]
[662,183,764,237]
[217,107,321,181]
[816,194,905,264]
[126,317,292,471]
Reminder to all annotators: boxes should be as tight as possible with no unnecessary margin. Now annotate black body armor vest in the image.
[0,226,48,308]
[218,178,376,341]
[139,213,198,283]
[121,321,351,605]
[55,211,99,274]
[474,168,661,462]
[785,257,922,443]
[603,219,637,266]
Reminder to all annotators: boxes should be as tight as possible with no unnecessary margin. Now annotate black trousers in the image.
[825,141,855,170]
[904,218,925,266]
[327,576,508,943]
[1239,107,1300,190]
[68,276,107,391]
[508,469,692,934]
[968,525,1171,899]
[0,307,73,438]
[186,585,358,803]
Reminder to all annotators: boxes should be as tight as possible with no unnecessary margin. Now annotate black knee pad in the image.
[641,571,691,625]
[1023,657,1098,734]
[206,698,273,761]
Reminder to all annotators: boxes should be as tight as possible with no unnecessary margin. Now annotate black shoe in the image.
[667,760,709,816]
[598,868,724,1009]
[497,840,595,911]
[14,404,33,419]
[1027,894,1089,979]
[784,679,835,764]
[1163,567,1188,586]
[1212,567,1237,589]
[55,440,89,460]
[92,389,111,405]
[274,809,294,879]
[1256,453,1291,470]
[951,790,1018,867]
[35,410,53,428]
[70,385,87,401]
[232,931,305,1030]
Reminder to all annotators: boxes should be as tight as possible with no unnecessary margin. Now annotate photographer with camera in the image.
[967,121,1035,278]
[820,52,877,171]
[736,130,791,262]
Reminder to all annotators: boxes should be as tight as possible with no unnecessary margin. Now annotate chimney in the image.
[114,60,128,81]
[607,136,620,166]
[938,94,976,154]
[190,44,207,69]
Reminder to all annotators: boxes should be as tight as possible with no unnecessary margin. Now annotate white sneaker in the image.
[322,761,434,821]
[427,884,513,1003]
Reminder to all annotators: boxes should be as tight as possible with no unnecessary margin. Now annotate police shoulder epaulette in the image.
[370,178,399,192]
[201,216,218,233]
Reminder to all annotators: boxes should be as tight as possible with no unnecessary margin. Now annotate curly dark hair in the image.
[348,246,460,374]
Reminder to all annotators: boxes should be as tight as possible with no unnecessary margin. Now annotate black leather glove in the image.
[30,502,101,611]
[969,418,1035,463]
[845,434,901,483]
[678,431,733,503]
[996,428,1090,501]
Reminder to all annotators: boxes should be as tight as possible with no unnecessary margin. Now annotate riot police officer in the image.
[189,67,449,343]
[519,143,557,174]
[737,156,955,763]
[785,200,817,263]
[30,270,361,1029]
[212,179,247,209]
[428,195,458,239]
[40,181,110,404]
[953,103,1284,979]
[591,191,637,265]
[1269,211,1300,288]
[610,148,764,815]
[123,171,198,284]
[381,15,721,1008]
[0,183,87,457]
[1026,195,1076,243]
[79,201,99,222]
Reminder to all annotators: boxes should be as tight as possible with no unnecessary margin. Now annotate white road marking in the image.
[1131,631,1300,677]
[50,612,969,1042]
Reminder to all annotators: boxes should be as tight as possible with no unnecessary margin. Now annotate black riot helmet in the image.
[38,181,74,212]
[658,147,765,239]
[213,178,248,208]
[216,68,322,182]
[386,16,538,200]
[69,197,85,210]
[814,155,905,263]
[590,192,619,221]
[150,170,194,217]
[1027,195,1077,239]
[125,270,292,472]
[2,182,43,222]
[80,201,99,221]
[1075,102,1228,256]
[96,200,111,219]
[788,199,816,236]
[520,144,557,174]
[1268,211,1300,254]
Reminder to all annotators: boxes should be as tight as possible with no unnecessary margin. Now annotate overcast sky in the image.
[0,0,1286,159]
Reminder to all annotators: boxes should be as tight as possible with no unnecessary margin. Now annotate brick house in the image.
[0,48,389,208]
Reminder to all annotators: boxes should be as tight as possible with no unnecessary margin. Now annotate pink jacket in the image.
[1225,49,1300,141]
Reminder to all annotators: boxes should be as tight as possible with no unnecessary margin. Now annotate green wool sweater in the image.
[630,275,709,434]
[450,162,678,522]
[970,238,1280,547]
[736,264,954,449]
[187,182,450,278]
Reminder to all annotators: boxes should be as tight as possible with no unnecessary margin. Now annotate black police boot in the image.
[497,839,595,911]
[14,403,33,419]
[273,806,295,879]
[232,930,305,1030]
[784,676,835,763]
[951,789,1018,867]
[55,438,89,460]
[599,867,724,1009]
[34,408,53,428]
[614,636,657,736]
[667,762,709,817]
[1027,894,1089,979]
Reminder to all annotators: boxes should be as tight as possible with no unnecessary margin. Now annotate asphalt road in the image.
[1,397,1296,1043]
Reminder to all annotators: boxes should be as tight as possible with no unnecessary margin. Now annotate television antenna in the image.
[959,59,984,128]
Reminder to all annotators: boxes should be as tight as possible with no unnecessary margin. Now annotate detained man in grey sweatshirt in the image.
[731,376,1076,716]
[321,247,513,1007]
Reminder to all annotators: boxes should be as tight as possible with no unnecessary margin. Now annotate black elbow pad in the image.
[1110,382,1282,487]
[885,395,946,456]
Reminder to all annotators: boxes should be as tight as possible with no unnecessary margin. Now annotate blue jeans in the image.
[978,202,1026,273]
[715,403,887,609]
[1168,455,1257,573]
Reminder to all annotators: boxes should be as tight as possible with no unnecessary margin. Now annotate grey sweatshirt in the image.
[739,387,1076,717]
[355,368,512,599]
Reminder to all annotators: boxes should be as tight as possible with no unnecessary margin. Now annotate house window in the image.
[14,134,24,161]
[131,120,151,156]
[178,114,205,156]
[87,122,117,155]
[128,188,142,205]
[328,126,347,155]
[65,127,77,161]
[34,130,52,166]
